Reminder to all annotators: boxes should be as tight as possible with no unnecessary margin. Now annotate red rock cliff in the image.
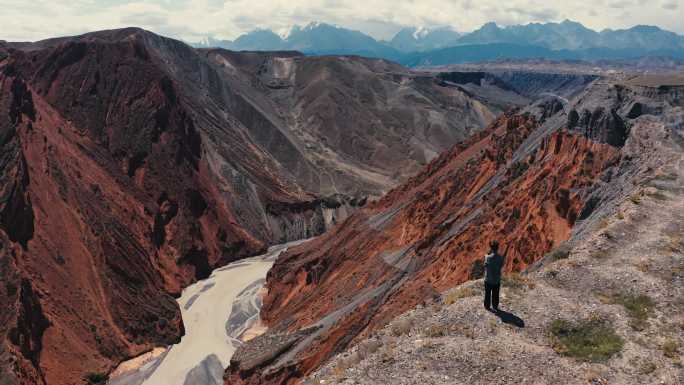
[227,102,622,384]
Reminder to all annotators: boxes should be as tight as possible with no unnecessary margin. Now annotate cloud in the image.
[662,1,679,9]
[0,0,681,42]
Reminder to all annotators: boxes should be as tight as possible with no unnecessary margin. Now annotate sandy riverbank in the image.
[108,240,309,385]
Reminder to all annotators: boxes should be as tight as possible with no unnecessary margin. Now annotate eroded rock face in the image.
[203,51,498,196]
[226,81,676,384]
[0,28,499,385]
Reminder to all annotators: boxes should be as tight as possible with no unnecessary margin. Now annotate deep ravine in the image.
[107,240,311,385]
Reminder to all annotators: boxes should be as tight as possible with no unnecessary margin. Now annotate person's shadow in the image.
[494,309,525,328]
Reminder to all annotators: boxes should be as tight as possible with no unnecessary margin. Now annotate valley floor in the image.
[306,156,684,384]
[108,240,309,385]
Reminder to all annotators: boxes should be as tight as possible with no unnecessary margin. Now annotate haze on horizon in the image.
[1,0,682,43]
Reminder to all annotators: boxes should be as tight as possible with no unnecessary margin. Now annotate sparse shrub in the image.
[590,249,609,259]
[390,317,413,337]
[502,272,534,290]
[665,235,683,253]
[629,194,642,205]
[333,351,361,377]
[595,218,610,231]
[609,292,655,331]
[379,341,396,363]
[444,287,477,305]
[548,318,623,362]
[634,259,651,272]
[423,323,448,338]
[651,172,678,182]
[488,318,499,333]
[638,360,657,375]
[357,339,382,358]
[461,326,476,339]
[548,243,571,261]
[662,339,680,359]
[84,372,108,385]
[646,191,668,201]
[616,212,625,220]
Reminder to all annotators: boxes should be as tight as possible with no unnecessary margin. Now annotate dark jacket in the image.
[484,252,504,285]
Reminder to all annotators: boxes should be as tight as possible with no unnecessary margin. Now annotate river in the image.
[108,239,309,385]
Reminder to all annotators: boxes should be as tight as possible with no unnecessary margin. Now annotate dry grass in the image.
[332,351,361,377]
[590,250,610,259]
[638,360,657,375]
[390,317,414,337]
[646,191,668,201]
[634,259,651,273]
[663,234,683,253]
[357,339,382,358]
[502,272,535,290]
[423,323,449,338]
[662,339,681,359]
[548,243,572,261]
[379,341,397,363]
[651,172,678,182]
[444,286,477,305]
[595,218,610,231]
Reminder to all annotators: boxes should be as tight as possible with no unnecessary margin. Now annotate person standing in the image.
[484,240,504,312]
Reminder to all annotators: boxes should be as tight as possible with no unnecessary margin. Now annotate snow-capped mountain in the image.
[389,26,461,52]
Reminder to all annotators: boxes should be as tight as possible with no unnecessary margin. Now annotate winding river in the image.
[108,240,309,385]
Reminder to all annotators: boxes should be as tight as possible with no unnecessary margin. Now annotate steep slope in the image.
[309,96,684,385]
[227,77,684,384]
[0,28,502,385]
[203,50,496,195]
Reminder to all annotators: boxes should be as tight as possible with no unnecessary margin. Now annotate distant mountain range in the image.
[194,20,684,66]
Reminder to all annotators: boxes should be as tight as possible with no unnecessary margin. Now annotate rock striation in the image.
[0,28,500,385]
[227,78,684,385]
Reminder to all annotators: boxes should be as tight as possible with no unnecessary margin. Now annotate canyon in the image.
[226,76,684,384]
[0,27,519,385]
[0,27,682,385]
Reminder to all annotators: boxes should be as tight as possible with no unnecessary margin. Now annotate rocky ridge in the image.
[226,77,684,384]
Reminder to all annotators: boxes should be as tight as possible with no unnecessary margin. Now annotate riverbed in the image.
[108,240,309,385]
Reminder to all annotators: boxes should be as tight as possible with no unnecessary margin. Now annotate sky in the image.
[1,0,682,43]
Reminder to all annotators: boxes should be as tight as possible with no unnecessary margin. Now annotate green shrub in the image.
[610,292,655,331]
[84,372,108,385]
[548,318,623,362]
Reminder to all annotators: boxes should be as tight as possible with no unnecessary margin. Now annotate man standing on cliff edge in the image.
[484,240,504,312]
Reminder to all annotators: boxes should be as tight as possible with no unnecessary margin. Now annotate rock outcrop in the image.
[227,78,684,385]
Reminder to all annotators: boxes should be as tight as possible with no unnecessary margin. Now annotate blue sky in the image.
[1,0,682,42]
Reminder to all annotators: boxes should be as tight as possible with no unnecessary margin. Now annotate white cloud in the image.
[0,0,682,42]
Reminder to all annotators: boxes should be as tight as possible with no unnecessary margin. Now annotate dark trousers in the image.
[484,282,500,310]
